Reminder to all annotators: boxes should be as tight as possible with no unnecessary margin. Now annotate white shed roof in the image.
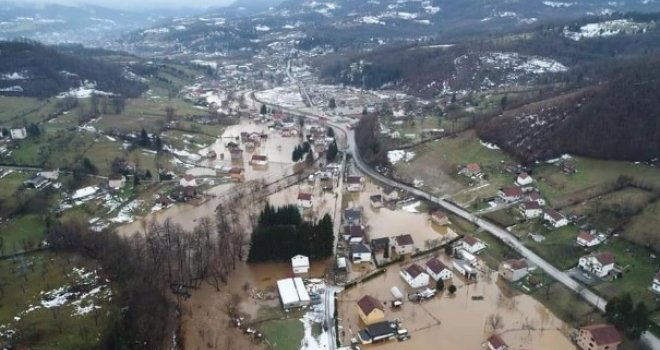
[277,277,310,306]
[291,255,310,268]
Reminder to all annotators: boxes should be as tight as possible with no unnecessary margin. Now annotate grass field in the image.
[624,199,660,251]
[254,306,305,350]
[0,251,118,349]
[0,214,47,256]
[519,222,584,270]
[0,171,30,200]
[393,130,514,197]
[0,97,53,124]
[535,157,660,207]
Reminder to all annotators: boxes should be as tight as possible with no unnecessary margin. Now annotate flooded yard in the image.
[351,181,459,251]
[338,256,577,350]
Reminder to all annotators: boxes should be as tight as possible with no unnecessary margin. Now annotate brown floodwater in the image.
[353,181,459,251]
[338,254,577,350]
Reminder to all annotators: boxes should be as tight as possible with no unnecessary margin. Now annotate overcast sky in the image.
[13,0,236,10]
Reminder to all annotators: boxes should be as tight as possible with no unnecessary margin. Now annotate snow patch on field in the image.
[481,52,568,74]
[480,140,500,150]
[401,201,421,213]
[57,81,114,98]
[563,19,654,40]
[543,1,575,7]
[387,150,415,164]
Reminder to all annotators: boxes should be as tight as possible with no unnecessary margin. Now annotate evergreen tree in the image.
[260,104,267,115]
[139,128,150,148]
[326,141,339,163]
[436,279,445,291]
[329,97,337,109]
[154,136,163,152]
[145,169,152,180]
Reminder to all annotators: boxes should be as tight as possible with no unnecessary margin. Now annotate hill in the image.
[0,41,147,98]
[477,56,660,162]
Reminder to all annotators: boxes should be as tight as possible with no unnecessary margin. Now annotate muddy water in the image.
[182,259,331,350]
[199,118,302,182]
[353,181,459,250]
[338,256,576,350]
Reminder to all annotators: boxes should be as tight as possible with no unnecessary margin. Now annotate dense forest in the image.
[248,204,334,262]
[315,12,660,97]
[0,40,147,98]
[355,114,388,167]
[477,55,660,162]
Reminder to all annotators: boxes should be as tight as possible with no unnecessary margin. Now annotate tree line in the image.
[248,203,334,262]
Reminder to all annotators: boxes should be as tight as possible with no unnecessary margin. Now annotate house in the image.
[346,176,364,192]
[291,255,310,275]
[515,172,533,186]
[578,252,616,278]
[343,208,361,226]
[297,192,313,208]
[230,148,243,161]
[356,295,385,325]
[527,191,546,206]
[108,174,126,190]
[229,167,245,182]
[357,321,397,344]
[498,259,529,282]
[577,231,603,247]
[498,186,523,202]
[336,257,347,272]
[23,174,49,189]
[38,169,59,181]
[10,127,27,140]
[343,225,364,243]
[350,243,372,263]
[400,263,430,289]
[179,174,198,187]
[430,210,449,226]
[544,209,568,228]
[458,235,487,254]
[277,278,310,309]
[393,234,414,255]
[652,272,660,294]
[250,155,268,166]
[453,259,477,280]
[371,237,390,254]
[425,258,453,281]
[207,150,217,159]
[461,163,481,177]
[519,201,543,219]
[369,194,383,208]
[382,187,399,201]
[486,334,508,350]
[577,324,621,350]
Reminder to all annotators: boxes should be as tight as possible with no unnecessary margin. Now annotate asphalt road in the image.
[255,63,660,349]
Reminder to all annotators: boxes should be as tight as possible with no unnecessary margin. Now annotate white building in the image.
[400,264,430,289]
[425,258,453,281]
[10,127,27,140]
[652,272,660,294]
[297,192,313,208]
[346,176,363,192]
[179,174,198,187]
[108,174,126,190]
[291,255,310,275]
[578,252,616,278]
[277,278,310,309]
[544,209,568,228]
[515,172,533,186]
[519,201,543,219]
[498,186,523,202]
[498,259,529,282]
[350,243,372,263]
[458,235,486,254]
[250,154,268,166]
[577,231,604,247]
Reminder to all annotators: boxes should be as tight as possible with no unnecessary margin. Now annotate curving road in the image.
[254,61,660,349]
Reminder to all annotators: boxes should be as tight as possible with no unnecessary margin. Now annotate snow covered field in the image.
[563,19,655,40]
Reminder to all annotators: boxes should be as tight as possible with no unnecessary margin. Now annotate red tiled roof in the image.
[344,225,363,238]
[251,155,267,161]
[432,210,447,220]
[577,231,595,242]
[505,259,528,270]
[462,235,480,247]
[395,234,414,246]
[184,174,195,181]
[357,295,383,315]
[581,324,621,346]
[405,264,426,278]
[544,209,564,221]
[520,201,541,210]
[298,193,312,201]
[500,186,522,197]
[518,172,529,179]
[595,252,616,265]
[466,163,481,173]
[487,334,507,348]
[426,258,449,274]
[347,176,362,184]
[229,167,244,174]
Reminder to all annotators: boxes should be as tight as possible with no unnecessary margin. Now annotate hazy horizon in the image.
[1,0,237,10]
